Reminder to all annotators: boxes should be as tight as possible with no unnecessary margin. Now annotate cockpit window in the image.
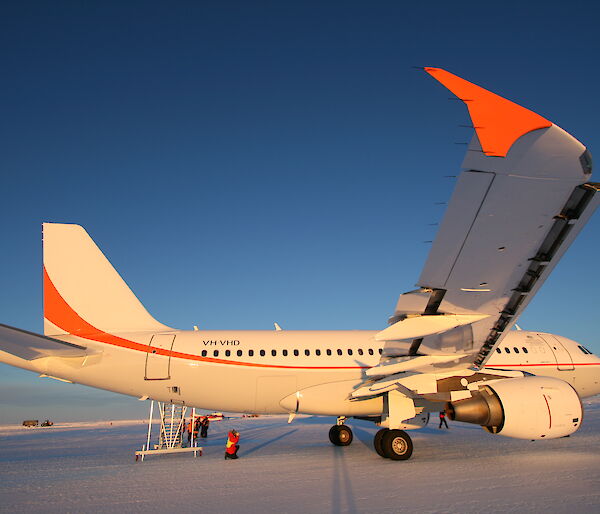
[578,345,592,355]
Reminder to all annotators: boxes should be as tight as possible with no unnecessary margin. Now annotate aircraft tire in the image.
[381,429,413,460]
[374,428,389,458]
[329,424,353,446]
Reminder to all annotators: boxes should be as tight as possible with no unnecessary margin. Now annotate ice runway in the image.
[1,398,599,513]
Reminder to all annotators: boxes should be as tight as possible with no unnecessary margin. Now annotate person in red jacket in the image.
[224,429,240,459]
[438,411,449,429]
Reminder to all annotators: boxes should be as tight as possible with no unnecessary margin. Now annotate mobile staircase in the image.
[135,401,202,461]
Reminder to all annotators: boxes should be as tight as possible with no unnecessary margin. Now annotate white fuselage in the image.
[3,329,599,417]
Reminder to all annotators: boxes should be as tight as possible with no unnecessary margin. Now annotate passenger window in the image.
[225,350,231,357]
[358,349,363,356]
[378,348,383,355]
[260,350,265,357]
[283,349,288,356]
[337,349,343,356]
[522,347,528,354]
[213,350,219,357]
[294,349,299,357]
[348,349,353,356]
[326,349,332,356]
[237,350,242,357]
[368,349,374,356]
[513,347,519,354]
[316,349,321,356]
[305,349,310,356]
[496,348,501,353]
[272,350,277,357]
[201,350,207,357]
[249,350,254,357]
[504,348,510,353]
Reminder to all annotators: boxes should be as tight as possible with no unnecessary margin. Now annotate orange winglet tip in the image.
[424,67,552,157]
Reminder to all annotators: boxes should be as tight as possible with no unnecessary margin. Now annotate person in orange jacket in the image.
[224,429,240,459]
[187,416,200,445]
[186,418,193,444]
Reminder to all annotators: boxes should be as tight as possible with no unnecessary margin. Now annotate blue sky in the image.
[1,1,599,423]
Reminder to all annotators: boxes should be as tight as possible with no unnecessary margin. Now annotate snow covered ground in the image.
[1,398,599,513]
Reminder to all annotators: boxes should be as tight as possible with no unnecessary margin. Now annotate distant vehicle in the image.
[22,420,38,427]
[41,420,54,427]
[207,413,224,421]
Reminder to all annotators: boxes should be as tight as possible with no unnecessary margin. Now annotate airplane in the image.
[1,67,599,461]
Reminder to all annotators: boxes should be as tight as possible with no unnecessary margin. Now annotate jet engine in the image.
[445,376,582,440]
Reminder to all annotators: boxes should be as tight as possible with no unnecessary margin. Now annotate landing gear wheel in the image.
[329,424,353,446]
[381,429,413,460]
[374,428,389,458]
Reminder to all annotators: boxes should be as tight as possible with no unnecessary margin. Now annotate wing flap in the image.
[417,170,495,289]
[375,314,489,341]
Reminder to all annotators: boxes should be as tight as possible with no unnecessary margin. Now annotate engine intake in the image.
[446,376,582,440]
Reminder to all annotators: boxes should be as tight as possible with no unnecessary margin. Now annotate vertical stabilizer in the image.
[43,223,172,336]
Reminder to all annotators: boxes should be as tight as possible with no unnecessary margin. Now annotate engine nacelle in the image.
[446,376,583,440]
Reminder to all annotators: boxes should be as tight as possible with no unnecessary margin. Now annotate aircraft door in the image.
[539,334,574,371]
[145,334,176,380]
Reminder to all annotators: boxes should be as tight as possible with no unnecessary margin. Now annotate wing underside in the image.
[378,68,598,370]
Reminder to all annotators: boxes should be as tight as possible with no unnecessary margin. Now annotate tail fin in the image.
[43,223,171,336]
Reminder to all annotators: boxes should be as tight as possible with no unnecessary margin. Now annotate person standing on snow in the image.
[200,416,210,438]
[438,411,449,429]
[224,429,240,459]
[186,417,194,445]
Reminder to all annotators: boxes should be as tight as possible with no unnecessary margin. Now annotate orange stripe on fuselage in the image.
[43,267,368,370]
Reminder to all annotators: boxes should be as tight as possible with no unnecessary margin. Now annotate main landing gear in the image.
[327,414,414,460]
[374,428,413,460]
[329,417,353,446]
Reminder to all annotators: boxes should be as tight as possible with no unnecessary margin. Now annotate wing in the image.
[0,323,89,360]
[378,68,599,370]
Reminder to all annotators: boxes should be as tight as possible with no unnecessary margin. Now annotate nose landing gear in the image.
[329,416,354,446]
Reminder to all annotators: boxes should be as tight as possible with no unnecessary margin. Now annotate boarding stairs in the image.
[135,401,203,461]
[157,403,186,449]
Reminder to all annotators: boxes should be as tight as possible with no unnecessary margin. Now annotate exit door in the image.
[539,334,574,371]
[145,334,176,380]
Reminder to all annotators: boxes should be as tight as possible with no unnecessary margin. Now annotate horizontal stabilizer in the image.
[375,314,489,341]
[0,323,89,360]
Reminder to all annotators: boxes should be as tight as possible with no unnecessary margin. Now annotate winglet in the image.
[424,67,552,157]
